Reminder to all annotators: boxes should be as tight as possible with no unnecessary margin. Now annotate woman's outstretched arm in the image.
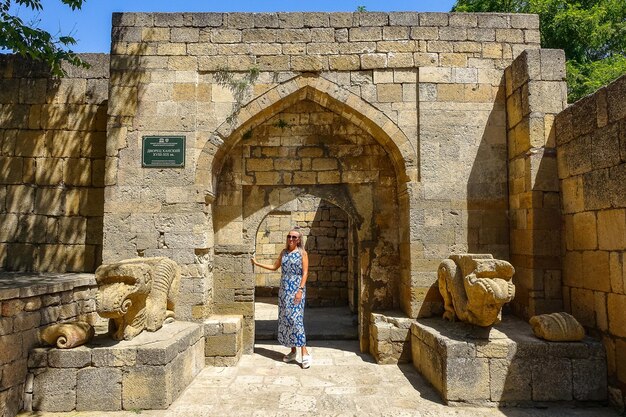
[251,251,283,271]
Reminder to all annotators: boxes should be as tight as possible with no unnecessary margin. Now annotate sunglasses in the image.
[286,235,299,240]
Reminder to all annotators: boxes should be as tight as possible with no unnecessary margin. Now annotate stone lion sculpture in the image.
[438,254,515,327]
[95,257,181,341]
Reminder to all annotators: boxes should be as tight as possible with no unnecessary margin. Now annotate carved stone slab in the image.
[530,312,585,342]
[39,322,95,349]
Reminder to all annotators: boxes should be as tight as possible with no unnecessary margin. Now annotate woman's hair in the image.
[284,228,305,254]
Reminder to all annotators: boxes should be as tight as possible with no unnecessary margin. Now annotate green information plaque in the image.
[142,136,185,168]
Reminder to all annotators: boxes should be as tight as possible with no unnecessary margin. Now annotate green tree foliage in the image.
[451,0,626,102]
[0,0,89,76]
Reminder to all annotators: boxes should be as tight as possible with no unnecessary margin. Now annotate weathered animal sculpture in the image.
[95,257,181,341]
[529,312,585,342]
[438,254,515,327]
[39,321,94,349]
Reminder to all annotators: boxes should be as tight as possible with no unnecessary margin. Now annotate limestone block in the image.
[1,357,27,391]
[446,13,475,27]
[597,209,626,250]
[490,359,532,402]
[608,293,626,338]
[40,321,94,349]
[572,211,597,250]
[446,357,491,401]
[532,359,573,401]
[76,367,122,411]
[123,365,172,410]
[376,84,402,102]
[15,130,47,158]
[573,357,608,401]
[361,53,387,70]
[47,346,92,368]
[440,27,467,41]
[0,385,21,417]
[91,345,134,368]
[529,312,585,342]
[33,368,77,412]
[582,251,611,292]
[606,75,626,124]
[411,26,438,41]
[205,334,238,357]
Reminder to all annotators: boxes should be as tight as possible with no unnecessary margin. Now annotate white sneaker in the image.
[283,351,297,363]
[301,354,312,369]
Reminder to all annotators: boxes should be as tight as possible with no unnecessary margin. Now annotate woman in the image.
[251,229,311,369]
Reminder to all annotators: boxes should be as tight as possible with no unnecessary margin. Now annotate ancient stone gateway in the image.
[2,9,626,414]
[103,11,538,354]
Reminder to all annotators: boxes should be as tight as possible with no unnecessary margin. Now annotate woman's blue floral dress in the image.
[278,250,306,347]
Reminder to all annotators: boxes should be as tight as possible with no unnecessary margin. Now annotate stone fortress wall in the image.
[104,11,542,351]
[556,75,626,406]
[0,10,624,412]
[0,54,109,273]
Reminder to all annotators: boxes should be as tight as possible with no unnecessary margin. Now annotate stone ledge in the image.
[0,273,96,301]
[411,317,607,407]
[27,321,204,412]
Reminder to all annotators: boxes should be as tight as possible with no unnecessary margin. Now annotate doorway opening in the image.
[254,196,358,341]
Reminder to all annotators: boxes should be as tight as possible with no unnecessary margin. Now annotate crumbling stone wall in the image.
[0,55,108,273]
[556,74,626,408]
[254,195,350,308]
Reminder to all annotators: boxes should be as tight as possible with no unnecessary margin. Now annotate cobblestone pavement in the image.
[20,340,619,417]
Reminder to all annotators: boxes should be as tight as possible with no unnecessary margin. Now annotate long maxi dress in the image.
[277,249,306,347]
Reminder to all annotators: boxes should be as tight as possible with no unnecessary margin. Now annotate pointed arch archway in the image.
[195,74,418,196]
[201,74,416,353]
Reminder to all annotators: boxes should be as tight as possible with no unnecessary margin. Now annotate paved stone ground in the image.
[255,297,358,340]
[19,339,619,417]
[17,302,620,417]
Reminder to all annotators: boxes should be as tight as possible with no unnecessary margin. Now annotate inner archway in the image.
[253,195,358,341]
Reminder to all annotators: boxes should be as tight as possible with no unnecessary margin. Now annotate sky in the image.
[14,0,457,53]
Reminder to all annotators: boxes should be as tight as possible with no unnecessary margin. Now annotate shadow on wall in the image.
[0,54,109,273]
[466,83,510,261]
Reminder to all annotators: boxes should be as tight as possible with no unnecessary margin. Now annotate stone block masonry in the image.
[27,321,204,412]
[505,49,567,319]
[411,317,607,406]
[203,315,243,366]
[105,11,543,352]
[369,312,413,364]
[0,54,109,274]
[556,74,626,409]
[0,273,98,417]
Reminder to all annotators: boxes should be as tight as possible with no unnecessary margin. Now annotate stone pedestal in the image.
[369,312,413,364]
[28,321,204,412]
[204,315,243,367]
[411,317,607,407]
